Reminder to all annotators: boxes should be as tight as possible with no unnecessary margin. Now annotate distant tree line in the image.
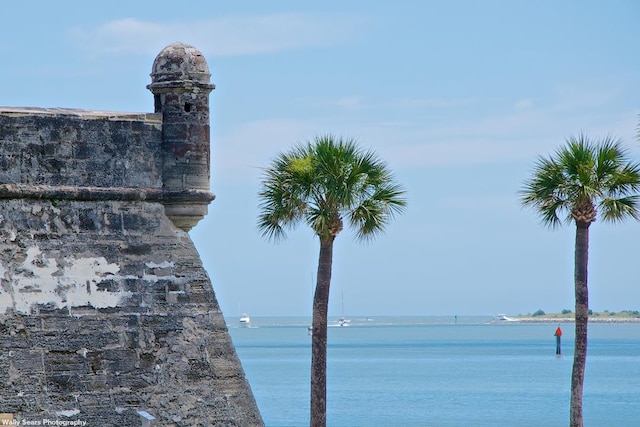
[525,309,640,318]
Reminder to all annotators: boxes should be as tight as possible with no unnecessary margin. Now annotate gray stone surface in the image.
[0,43,264,426]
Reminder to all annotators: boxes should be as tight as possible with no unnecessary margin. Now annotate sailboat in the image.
[337,317,350,327]
[337,291,350,326]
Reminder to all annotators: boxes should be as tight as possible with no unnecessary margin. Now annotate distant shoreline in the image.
[513,310,640,323]
[515,317,640,323]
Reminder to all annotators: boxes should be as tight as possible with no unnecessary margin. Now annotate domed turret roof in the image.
[149,42,213,88]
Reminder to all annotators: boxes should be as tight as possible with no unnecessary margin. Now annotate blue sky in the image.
[2,1,639,317]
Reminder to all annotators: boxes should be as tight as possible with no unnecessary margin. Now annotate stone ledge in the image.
[0,107,161,123]
[0,184,214,203]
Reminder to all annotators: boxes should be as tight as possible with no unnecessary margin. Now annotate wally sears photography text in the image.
[1,419,87,426]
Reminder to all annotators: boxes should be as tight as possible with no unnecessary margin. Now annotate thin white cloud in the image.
[378,138,531,168]
[69,14,368,57]
[211,90,636,179]
[334,96,366,110]
[390,96,478,109]
[312,95,477,111]
[550,84,622,114]
[212,118,317,183]
[319,85,638,170]
[514,98,533,110]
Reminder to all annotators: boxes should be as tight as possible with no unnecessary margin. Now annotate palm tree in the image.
[520,134,640,427]
[258,135,406,427]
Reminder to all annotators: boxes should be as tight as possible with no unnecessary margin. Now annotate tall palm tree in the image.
[258,135,406,427]
[520,134,640,427]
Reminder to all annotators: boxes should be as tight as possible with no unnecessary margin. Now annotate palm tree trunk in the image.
[310,236,334,427]
[570,223,589,427]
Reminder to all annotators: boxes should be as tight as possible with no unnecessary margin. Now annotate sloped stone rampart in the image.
[0,199,263,425]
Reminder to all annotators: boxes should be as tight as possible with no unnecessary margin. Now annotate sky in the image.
[2,1,639,317]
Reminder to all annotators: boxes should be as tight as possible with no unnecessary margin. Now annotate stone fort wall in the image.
[0,43,264,426]
[0,109,162,189]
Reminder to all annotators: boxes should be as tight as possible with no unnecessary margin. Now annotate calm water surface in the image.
[228,316,640,427]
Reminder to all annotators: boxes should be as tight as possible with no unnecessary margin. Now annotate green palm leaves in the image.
[258,135,407,242]
[520,134,640,228]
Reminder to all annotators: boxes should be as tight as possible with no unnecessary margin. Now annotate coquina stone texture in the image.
[0,43,264,426]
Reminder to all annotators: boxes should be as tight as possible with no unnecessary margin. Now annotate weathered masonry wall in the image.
[0,200,261,425]
[0,109,163,189]
[0,42,264,427]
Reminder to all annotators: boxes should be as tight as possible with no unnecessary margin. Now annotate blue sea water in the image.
[227,316,640,427]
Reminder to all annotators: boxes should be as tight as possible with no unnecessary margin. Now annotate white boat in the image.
[337,291,350,326]
[327,317,351,327]
[239,314,251,325]
[492,313,519,322]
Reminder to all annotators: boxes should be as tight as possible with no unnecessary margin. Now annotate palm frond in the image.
[521,133,640,228]
[599,196,640,222]
[257,134,406,243]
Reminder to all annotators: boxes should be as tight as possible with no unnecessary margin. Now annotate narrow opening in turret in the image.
[154,95,162,113]
[184,103,192,112]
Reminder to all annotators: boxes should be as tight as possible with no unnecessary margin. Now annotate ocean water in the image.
[227,316,640,427]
